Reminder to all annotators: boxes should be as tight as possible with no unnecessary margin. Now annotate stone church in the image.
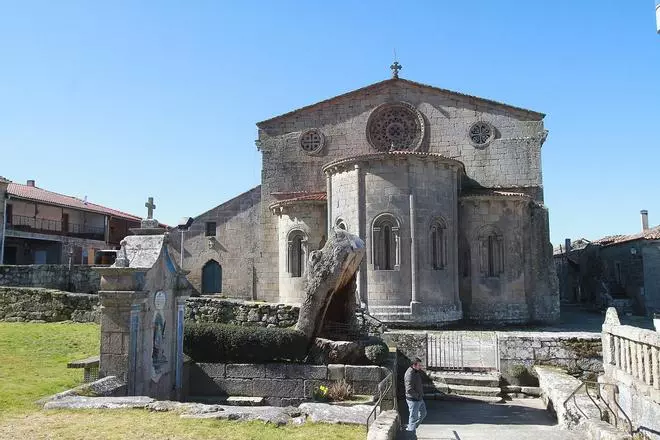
[172,67,559,326]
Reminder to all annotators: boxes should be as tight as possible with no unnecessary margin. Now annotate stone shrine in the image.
[95,198,192,399]
[172,65,559,327]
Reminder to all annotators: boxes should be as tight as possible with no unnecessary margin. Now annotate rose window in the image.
[299,129,325,154]
[366,102,425,152]
[469,122,494,147]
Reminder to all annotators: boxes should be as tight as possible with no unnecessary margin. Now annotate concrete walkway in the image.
[399,398,585,440]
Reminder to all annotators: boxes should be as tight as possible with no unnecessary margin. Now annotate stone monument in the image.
[95,197,192,399]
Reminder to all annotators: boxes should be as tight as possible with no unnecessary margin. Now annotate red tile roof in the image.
[271,191,327,202]
[269,191,327,211]
[594,225,660,247]
[7,182,141,221]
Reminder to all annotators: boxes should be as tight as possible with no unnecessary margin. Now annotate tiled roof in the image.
[461,188,531,199]
[269,192,327,210]
[257,77,544,127]
[322,151,464,172]
[594,225,660,247]
[271,191,327,202]
[7,182,142,221]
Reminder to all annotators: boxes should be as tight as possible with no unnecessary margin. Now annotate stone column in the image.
[326,172,332,236]
[410,192,420,310]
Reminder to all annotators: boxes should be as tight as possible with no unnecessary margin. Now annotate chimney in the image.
[641,210,649,232]
[26,180,35,187]
[564,238,572,254]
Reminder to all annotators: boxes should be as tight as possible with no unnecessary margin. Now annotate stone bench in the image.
[67,355,100,383]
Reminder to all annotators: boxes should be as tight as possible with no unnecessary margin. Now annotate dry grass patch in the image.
[0,409,366,440]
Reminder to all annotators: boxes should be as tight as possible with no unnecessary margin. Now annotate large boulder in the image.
[295,229,365,341]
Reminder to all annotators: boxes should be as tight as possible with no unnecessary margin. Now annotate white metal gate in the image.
[427,331,499,371]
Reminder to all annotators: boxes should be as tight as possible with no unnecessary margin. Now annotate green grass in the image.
[0,322,99,416]
[0,322,366,439]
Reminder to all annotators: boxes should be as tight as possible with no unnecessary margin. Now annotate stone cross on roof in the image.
[390,61,402,79]
[145,197,156,219]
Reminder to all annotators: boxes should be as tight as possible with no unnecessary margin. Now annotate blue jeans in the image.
[406,399,427,431]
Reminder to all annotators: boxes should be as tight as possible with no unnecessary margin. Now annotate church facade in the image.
[172,72,559,326]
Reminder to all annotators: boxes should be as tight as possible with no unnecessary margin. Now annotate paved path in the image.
[399,398,584,440]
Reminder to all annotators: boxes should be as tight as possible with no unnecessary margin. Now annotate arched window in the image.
[287,230,307,278]
[372,214,400,271]
[477,226,504,277]
[430,218,447,270]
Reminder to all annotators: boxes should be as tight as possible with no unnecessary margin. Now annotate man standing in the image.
[404,357,427,438]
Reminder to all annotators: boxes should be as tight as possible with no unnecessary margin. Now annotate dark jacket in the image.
[404,366,423,401]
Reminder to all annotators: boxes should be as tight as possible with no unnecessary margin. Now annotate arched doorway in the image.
[202,260,222,294]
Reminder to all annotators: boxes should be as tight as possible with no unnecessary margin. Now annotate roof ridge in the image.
[256,77,544,127]
[7,182,142,220]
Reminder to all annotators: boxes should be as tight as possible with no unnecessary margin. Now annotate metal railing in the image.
[7,214,105,241]
[366,372,394,427]
[563,380,632,435]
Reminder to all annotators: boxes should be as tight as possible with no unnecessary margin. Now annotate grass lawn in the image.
[0,322,100,415]
[0,322,366,439]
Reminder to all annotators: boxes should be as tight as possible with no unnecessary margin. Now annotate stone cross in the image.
[145,197,156,219]
[390,61,402,79]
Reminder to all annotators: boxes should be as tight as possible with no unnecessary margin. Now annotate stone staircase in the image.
[424,371,504,403]
[187,396,265,406]
[368,305,412,323]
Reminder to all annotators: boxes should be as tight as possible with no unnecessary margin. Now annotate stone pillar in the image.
[410,192,420,309]
[326,172,332,236]
[95,212,192,400]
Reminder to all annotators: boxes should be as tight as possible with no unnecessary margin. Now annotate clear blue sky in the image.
[1,1,658,245]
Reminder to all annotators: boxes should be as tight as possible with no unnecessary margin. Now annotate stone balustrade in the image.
[602,308,660,391]
[601,307,660,439]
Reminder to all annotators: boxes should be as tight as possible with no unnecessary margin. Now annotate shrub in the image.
[184,323,308,363]
[363,340,389,365]
[327,379,353,402]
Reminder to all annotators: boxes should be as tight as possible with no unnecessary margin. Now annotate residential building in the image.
[0,178,141,265]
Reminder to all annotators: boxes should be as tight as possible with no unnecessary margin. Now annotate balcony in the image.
[6,215,105,241]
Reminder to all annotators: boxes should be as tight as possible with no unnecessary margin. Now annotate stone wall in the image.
[0,264,101,293]
[167,186,261,299]
[383,330,603,382]
[185,296,299,328]
[499,332,603,382]
[0,286,99,322]
[187,362,388,406]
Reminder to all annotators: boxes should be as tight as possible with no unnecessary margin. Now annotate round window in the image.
[468,122,494,147]
[366,102,425,152]
[299,129,325,154]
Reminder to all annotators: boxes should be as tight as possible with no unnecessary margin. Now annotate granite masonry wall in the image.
[0,286,99,322]
[187,362,389,406]
[0,264,101,293]
[499,332,603,383]
[384,330,603,382]
[184,297,299,328]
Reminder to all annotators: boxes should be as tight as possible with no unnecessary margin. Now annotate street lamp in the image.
[177,217,194,269]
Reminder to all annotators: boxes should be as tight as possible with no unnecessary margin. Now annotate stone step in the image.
[187,396,265,406]
[423,392,504,404]
[425,383,502,398]
[427,371,501,388]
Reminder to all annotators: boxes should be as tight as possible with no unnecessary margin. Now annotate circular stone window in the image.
[468,121,495,147]
[366,102,425,152]
[299,129,325,154]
